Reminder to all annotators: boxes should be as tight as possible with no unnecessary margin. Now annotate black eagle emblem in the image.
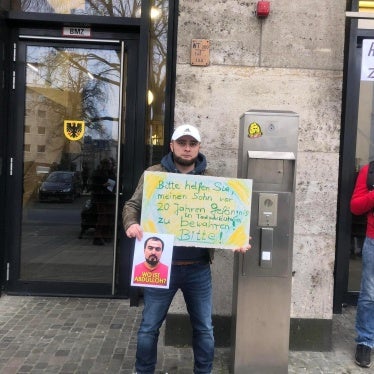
[64,120,85,141]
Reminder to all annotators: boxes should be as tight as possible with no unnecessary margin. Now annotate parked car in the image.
[38,171,81,202]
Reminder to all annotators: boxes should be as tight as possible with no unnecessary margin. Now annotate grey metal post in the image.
[231,110,299,374]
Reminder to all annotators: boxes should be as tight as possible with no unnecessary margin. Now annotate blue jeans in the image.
[356,237,374,348]
[135,263,214,374]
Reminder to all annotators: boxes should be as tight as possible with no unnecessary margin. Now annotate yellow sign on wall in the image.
[141,171,252,249]
[63,120,85,141]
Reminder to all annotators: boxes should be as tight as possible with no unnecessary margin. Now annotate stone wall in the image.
[169,0,346,322]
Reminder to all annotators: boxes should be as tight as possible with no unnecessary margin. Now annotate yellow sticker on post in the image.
[140,171,252,249]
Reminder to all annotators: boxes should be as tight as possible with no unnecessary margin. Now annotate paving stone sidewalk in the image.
[0,294,369,373]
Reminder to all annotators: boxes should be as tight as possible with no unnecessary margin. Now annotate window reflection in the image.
[146,0,168,166]
[11,0,171,166]
[24,46,120,206]
[22,45,121,282]
[12,0,142,17]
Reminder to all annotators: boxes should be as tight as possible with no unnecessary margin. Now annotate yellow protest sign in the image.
[140,171,252,249]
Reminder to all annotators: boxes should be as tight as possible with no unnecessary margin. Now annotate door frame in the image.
[0,15,11,294]
[4,26,142,298]
[334,15,374,312]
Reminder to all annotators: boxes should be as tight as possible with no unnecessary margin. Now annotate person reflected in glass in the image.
[81,162,90,193]
[91,158,116,245]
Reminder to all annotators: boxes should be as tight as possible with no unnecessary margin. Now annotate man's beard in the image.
[146,255,159,266]
[173,155,197,167]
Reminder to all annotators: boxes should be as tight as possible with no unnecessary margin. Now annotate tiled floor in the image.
[0,295,369,373]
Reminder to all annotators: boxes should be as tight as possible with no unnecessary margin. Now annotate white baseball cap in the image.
[171,124,201,142]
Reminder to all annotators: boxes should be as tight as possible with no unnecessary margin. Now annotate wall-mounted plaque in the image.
[190,39,210,66]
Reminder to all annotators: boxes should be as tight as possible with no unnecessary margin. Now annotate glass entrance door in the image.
[340,23,374,308]
[19,41,124,291]
[348,42,374,295]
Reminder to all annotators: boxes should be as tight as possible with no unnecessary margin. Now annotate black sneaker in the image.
[355,344,372,368]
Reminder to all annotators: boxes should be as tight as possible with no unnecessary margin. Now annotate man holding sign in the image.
[123,124,251,374]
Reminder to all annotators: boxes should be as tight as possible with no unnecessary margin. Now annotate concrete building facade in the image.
[0,0,368,352]
[167,0,346,350]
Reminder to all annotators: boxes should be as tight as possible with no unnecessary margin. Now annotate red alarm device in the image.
[257,1,270,18]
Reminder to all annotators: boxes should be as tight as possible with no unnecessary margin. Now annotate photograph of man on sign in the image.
[131,233,173,289]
